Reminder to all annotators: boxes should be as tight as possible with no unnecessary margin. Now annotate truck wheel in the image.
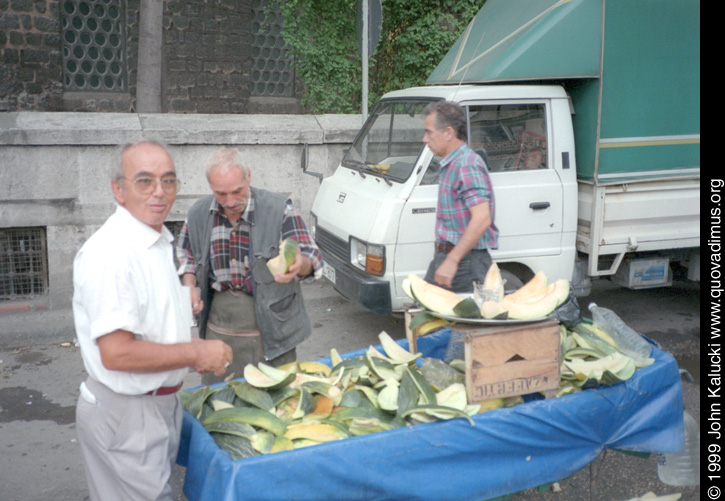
[500,270,524,294]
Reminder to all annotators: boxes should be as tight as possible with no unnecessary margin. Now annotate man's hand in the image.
[189,286,204,315]
[97,330,232,376]
[433,201,491,290]
[434,255,460,289]
[192,339,233,376]
[182,273,204,315]
[273,248,312,283]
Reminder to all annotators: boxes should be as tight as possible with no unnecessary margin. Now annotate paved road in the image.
[0,278,700,501]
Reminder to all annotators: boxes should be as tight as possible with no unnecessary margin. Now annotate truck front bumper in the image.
[319,252,392,316]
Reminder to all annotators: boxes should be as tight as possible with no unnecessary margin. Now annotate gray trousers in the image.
[202,289,296,385]
[75,377,182,501]
[424,248,493,293]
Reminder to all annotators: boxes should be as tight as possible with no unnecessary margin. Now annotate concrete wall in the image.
[0,111,362,340]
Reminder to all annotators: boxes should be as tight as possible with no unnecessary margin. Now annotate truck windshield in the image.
[341,99,436,183]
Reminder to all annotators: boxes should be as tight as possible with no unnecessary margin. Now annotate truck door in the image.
[468,102,564,262]
[397,101,564,294]
[393,149,439,296]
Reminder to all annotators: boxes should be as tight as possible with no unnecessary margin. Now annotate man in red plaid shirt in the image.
[176,148,323,383]
[422,101,499,292]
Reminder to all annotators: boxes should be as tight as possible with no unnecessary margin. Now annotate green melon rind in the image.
[407,275,461,317]
[203,406,287,436]
[452,297,482,318]
[210,432,258,460]
[267,238,298,274]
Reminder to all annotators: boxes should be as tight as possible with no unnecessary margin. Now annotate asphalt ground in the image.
[0,278,700,501]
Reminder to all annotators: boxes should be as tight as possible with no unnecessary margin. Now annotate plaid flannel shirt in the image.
[176,196,323,295]
[436,143,499,249]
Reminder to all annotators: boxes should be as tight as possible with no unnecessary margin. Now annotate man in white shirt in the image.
[73,141,233,500]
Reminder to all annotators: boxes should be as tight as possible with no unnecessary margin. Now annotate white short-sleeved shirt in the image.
[72,205,192,395]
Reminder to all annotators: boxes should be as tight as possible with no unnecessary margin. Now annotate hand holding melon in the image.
[267,238,299,275]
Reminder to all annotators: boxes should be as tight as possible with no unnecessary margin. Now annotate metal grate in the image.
[250,0,294,97]
[0,228,49,301]
[61,0,127,92]
[315,226,348,263]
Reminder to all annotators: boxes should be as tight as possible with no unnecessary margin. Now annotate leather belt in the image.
[434,241,455,254]
[145,383,183,396]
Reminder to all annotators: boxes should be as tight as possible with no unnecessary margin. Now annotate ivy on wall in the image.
[272,0,486,114]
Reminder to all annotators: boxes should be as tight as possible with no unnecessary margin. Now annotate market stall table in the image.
[177,328,684,501]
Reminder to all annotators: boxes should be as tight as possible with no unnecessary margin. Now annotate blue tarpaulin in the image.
[177,328,684,501]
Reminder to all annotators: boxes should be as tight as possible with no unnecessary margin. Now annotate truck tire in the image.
[500,269,524,294]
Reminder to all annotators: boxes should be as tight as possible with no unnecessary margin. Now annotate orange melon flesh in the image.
[505,271,548,302]
[481,278,570,320]
[482,262,505,301]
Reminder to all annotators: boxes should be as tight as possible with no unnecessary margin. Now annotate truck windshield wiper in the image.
[344,159,367,178]
[380,172,393,186]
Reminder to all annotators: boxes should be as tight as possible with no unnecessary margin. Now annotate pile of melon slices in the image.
[403,263,570,320]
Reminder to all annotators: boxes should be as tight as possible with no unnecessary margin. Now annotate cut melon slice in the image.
[379,331,421,364]
[503,290,559,320]
[402,278,414,301]
[244,363,297,390]
[270,435,294,452]
[481,278,570,320]
[453,297,482,318]
[481,300,509,319]
[407,274,462,316]
[267,238,298,274]
[284,422,348,442]
[482,262,505,301]
[435,383,468,411]
[506,278,568,307]
[505,271,548,302]
[203,406,287,436]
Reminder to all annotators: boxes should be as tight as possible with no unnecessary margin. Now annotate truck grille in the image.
[316,226,348,263]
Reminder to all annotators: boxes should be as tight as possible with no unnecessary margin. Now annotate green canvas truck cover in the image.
[427,0,700,184]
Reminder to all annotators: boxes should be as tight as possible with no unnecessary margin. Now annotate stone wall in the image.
[0,111,359,339]
[0,0,63,111]
[0,0,300,113]
[164,0,252,113]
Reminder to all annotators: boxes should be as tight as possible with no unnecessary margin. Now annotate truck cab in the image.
[310,0,699,316]
[310,85,579,315]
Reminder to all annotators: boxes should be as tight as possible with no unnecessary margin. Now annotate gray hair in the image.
[205,148,251,180]
[423,101,467,141]
[112,140,170,182]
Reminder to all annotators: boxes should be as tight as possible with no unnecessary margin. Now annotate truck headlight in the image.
[349,237,385,276]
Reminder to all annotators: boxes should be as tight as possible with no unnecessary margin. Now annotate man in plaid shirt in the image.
[176,148,323,383]
[422,101,499,292]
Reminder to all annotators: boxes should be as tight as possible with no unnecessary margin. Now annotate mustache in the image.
[222,202,246,212]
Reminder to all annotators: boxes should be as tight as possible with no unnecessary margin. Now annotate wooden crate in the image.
[462,318,561,401]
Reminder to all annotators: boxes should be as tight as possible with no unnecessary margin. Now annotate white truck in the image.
[305,0,700,315]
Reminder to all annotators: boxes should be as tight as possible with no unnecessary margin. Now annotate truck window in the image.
[341,99,436,183]
[468,104,547,172]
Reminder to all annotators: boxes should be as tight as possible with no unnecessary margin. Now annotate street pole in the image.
[362,0,368,123]
[136,0,163,113]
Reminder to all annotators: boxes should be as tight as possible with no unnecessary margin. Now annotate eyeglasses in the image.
[118,176,182,195]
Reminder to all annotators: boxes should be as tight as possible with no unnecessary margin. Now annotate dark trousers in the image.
[424,249,492,293]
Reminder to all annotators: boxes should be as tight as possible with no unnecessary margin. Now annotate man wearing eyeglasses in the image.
[176,148,323,384]
[422,101,498,292]
[72,141,233,500]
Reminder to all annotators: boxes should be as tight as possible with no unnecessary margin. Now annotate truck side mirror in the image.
[300,143,323,183]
